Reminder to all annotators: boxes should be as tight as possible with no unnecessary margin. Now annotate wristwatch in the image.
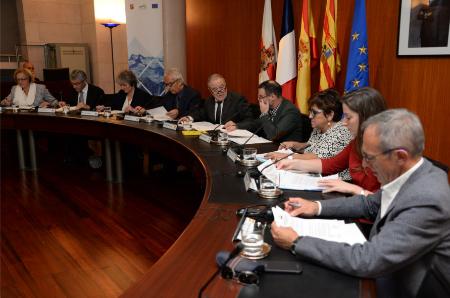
[290,236,301,255]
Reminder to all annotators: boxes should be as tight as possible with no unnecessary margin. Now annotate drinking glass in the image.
[63,104,70,115]
[104,106,111,118]
[259,174,279,194]
[243,147,257,160]
[218,131,228,142]
[241,220,266,257]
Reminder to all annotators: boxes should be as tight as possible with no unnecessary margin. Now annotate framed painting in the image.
[398,0,450,56]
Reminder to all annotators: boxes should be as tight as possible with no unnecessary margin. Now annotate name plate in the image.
[227,148,239,162]
[199,133,212,143]
[124,115,141,122]
[38,108,55,113]
[163,122,178,130]
[81,110,99,117]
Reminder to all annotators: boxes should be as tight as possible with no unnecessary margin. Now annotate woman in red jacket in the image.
[277,87,386,195]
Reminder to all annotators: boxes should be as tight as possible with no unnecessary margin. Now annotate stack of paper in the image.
[257,160,339,191]
[272,206,366,245]
[147,106,172,121]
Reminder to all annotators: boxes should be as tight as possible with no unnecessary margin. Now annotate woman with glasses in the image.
[277,87,386,195]
[1,68,58,107]
[266,89,353,180]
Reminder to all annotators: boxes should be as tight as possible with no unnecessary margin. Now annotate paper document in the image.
[191,121,218,131]
[272,206,366,245]
[258,160,338,191]
[221,128,253,137]
[147,106,172,121]
[229,135,272,145]
[255,149,293,162]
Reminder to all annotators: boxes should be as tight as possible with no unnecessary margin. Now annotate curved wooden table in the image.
[1,111,375,298]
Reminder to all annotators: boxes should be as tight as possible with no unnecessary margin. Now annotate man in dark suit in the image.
[251,80,311,143]
[179,74,254,130]
[61,69,104,110]
[161,68,200,119]
[272,109,450,298]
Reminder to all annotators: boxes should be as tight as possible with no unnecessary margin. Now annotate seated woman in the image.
[266,89,353,180]
[1,68,58,108]
[277,87,386,195]
[97,70,152,114]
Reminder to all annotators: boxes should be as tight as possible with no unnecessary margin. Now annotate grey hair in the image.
[165,68,184,84]
[361,109,425,157]
[207,73,226,86]
[70,69,87,82]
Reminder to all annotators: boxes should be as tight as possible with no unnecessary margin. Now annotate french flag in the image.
[276,0,296,102]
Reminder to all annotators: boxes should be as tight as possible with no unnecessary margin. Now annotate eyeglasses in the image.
[209,85,226,94]
[16,77,28,81]
[221,267,259,285]
[309,109,324,118]
[362,147,407,162]
[164,79,179,87]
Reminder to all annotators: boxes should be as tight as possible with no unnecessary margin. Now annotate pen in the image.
[288,202,302,208]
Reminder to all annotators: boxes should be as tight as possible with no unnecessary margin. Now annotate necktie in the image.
[215,101,222,124]
[78,92,84,104]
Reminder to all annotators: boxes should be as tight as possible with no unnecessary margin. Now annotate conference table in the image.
[1,110,375,298]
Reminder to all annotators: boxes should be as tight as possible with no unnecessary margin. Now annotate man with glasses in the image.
[249,80,311,142]
[59,69,104,111]
[161,68,200,119]
[179,74,254,129]
[272,109,450,297]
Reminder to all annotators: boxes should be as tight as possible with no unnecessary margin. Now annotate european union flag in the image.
[344,0,369,93]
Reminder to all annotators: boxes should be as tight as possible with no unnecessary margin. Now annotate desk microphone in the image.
[231,125,265,157]
[208,108,243,137]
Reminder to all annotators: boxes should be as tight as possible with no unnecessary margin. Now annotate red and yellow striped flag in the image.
[296,0,318,114]
[319,0,341,91]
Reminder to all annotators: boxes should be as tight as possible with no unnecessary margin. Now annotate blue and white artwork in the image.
[126,0,164,95]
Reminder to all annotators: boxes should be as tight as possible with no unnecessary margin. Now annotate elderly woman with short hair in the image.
[1,68,58,107]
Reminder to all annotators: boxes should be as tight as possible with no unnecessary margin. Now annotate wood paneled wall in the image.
[186,0,450,167]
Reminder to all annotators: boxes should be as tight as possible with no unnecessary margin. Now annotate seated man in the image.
[250,80,311,142]
[22,61,42,83]
[179,73,254,130]
[60,69,104,110]
[161,68,201,119]
[272,109,450,298]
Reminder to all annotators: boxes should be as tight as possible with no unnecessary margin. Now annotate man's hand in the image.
[259,98,270,114]
[223,121,237,131]
[134,106,146,115]
[96,105,105,112]
[178,116,191,124]
[284,197,319,217]
[271,223,299,250]
[166,108,179,119]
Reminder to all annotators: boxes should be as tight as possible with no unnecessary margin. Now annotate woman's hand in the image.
[1,98,12,106]
[265,152,288,160]
[318,179,363,195]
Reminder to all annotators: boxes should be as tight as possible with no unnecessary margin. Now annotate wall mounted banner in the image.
[125,0,164,95]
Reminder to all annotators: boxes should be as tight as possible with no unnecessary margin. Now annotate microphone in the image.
[208,106,243,137]
[259,151,297,173]
[231,125,265,157]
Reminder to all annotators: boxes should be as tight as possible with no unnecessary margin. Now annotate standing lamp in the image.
[101,23,120,93]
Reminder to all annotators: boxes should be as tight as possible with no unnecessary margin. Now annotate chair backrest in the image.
[425,156,449,174]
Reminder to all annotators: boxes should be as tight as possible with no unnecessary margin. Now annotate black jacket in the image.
[67,84,105,110]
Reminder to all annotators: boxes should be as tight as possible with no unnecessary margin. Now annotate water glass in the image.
[259,175,279,194]
[218,131,228,142]
[12,105,19,113]
[104,106,112,118]
[182,119,193,130]
[241,220,266,256]
[63,104,70,115]
[243,147,257,160]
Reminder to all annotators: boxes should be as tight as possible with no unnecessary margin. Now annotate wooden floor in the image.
[0,137,202,297]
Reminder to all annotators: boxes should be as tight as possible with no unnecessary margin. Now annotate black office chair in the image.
[425,156,449,174]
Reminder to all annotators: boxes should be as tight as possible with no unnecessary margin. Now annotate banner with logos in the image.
[125,0,164,95]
